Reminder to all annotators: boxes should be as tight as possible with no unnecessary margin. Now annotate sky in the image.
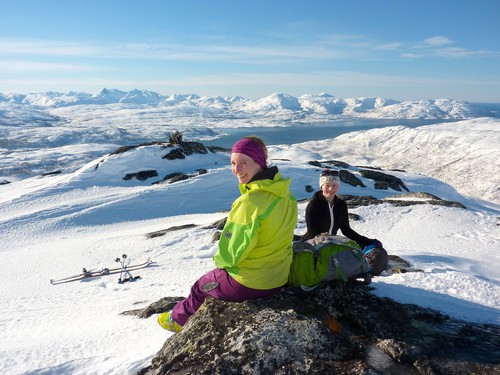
[1,0,499,102]
[0,116,499,373]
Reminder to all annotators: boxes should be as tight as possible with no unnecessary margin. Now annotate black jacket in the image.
[302,191,375,248]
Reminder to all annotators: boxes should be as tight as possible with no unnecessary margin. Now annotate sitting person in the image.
[158,136,298,332]
[302,169,387,275]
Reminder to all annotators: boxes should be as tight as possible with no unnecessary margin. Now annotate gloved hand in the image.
[363,244,376,254]
[363,240,383,255]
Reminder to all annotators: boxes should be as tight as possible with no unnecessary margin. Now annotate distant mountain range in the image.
[0,88,492,120]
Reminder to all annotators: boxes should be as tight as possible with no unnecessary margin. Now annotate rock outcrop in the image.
[124,278,499,375]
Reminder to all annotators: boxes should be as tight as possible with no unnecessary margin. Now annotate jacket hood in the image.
[239,166,291,198]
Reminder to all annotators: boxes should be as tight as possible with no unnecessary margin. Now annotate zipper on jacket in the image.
[328,202,334,235]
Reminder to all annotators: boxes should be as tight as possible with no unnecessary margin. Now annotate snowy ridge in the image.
[0,88,489,120]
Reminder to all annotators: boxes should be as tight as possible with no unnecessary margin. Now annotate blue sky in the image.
[1,0,499,102]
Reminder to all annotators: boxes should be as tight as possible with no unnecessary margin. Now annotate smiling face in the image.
[321,182,339,202]
[231,152,262,184]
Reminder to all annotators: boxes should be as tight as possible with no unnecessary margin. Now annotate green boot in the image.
[157,311,182,333]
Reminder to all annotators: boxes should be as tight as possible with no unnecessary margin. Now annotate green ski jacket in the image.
[213,167,298,290]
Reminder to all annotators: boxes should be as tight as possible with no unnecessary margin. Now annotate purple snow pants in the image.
[171,268,282,326]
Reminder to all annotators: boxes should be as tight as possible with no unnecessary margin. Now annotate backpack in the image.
[288,235,372,288]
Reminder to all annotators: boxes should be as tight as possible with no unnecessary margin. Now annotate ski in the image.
[118,275,141,284]
[50,257,153,285]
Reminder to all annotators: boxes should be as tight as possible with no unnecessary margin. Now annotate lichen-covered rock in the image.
[129,283,500,375]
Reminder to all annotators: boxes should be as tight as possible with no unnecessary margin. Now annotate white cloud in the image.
[424,36,453,46]
[401,53,422,59]
[0,38,102,57]
[374,42,405,51]
[433,47,493,58]
[0,60,101,73]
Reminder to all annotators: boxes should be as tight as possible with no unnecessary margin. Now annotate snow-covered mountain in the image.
[0,89,490,120]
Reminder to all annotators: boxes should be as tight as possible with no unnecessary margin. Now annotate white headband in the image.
[319,174,340,188]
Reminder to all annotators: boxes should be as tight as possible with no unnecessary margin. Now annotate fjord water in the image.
[205,102,500,148]
[205,118,456,148]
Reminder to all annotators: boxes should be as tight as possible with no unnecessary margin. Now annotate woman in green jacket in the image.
[158,136,298,332]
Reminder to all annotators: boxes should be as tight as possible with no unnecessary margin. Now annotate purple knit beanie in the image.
[231,138,267,169]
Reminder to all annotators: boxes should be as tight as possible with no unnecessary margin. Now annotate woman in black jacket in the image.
[301,169,388,276]
[302,170,379,249]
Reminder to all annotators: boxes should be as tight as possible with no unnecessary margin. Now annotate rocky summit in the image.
[123,273,499,375]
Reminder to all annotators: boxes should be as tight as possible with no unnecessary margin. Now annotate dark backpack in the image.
[288,235,373,288]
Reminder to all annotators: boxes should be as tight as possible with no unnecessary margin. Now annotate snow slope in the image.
[291,117,500,205]
[0,118,499,374]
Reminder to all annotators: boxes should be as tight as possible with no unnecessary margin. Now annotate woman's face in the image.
[231,152,262,184]
[321,182,339,201]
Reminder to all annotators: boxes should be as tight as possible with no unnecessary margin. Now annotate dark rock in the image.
[305,185,314,193]
[203,218,228,242]
[41,170,62,176]
[162,172,183,180]
[384,192,466,209]
[339,193,465,209]
[348,213,361,221]
[163,141,210,160]
[358,169,409,192]
[339,169,366,188]
[356,166,383,171]
[168,131,183,144]
[386,255,424,274]
[322,160,352,169]
[374,181,389,190]
[153,172,193,185]
[110,145,138,155]
[123,170,159,181]
[207,146,231,153]
[178,141,209,156]
[145,224,197,239]
[307,161,322,168]
[109,142,168,156]
[122,296,184,318]
[168,174,190,184]
[202,218,227,231]
[0,180,10,185]
[131,283,500,375]
[307,160,352,170]
[211,231,221,242]
[158,169,210,185]
[163,148,186,160]
[339,195,382,208]
[145,219,228,240]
